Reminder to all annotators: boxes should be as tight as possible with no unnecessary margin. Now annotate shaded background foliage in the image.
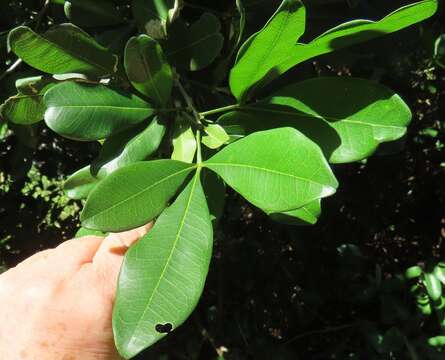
[0,0,444,358]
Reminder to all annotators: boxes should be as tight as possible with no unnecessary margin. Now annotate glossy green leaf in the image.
[230,0,305,100]
[219,77,411,163]
[424,273,442,301]
[124,35,173,106]
[202,123,229,149]
[263,77,412,163]
[171,120,196,163]
[44,82,155,141]
[97,24,135,54]
[92,116,166,176]
[1,93,46,125]
[132,0,180,38]
[416,293,432,315]
[113,173,212,358]
[8,24,118,77]
[75,227,107,238]
[230,0,438,100]
[270,200,321,226]
[81,160,195,232]
[1,76,56,125]
[205,128,338,213]
[434,263,445,285]
[64,165,102,200]
[405,266,423,280]
[166,13,224,71]
[64,0,123,27]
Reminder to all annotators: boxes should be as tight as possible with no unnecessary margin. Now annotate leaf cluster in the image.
[0,0,439,357]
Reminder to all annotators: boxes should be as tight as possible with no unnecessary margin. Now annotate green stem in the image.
[196,130,202,165]
[175,76,202,126]
[158,107,187,113]
[199,104,241,117]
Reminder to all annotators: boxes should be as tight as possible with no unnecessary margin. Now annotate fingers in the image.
[92,224,152,298]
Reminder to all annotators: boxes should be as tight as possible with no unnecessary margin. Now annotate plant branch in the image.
[35,0,51,30]
[0,59,22,82]
[199,104,241,117]
[175,76,202,126]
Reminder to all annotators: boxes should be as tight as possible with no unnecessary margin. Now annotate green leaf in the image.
[202,170,226,227]
[75,227,107,238]
[0,121,8,140]
[44,82,155,141]
[1,93,47,125]
[434,263,445,285]
[166,13,224,71]
[64,0,123,27]
[132,0,181,38]
[219,77,411,163]
[124,35,173,106]
[205,128,337,213]
[15,75,55,95]
[81,160,195,232]
[270,200,321,226]
[230,0,305,100]
[424,273,442,301]
[92,116,166,176]
[171,119,196,163]
[202,123,229,149]
[405,266,423,280]
[230,0,438,100]
[8,24,118,77]
[428,336,445,348]
[1,76,56,125]
[263,77,412,163]
[113,172,212,358]
[64,165,102,200]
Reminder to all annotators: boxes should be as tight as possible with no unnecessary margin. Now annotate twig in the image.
[35,0,51,31]
[175,76,202,126]
[0,59,22,82]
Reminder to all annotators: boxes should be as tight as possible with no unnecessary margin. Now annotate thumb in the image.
[92,223,153,299]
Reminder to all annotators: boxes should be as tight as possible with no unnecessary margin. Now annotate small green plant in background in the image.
[0,0,439,357]
[406,262,445,349]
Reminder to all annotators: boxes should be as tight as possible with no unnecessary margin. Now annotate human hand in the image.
[0,224,152,360]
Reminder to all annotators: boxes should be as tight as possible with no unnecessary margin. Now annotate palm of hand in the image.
[0,225,151,360]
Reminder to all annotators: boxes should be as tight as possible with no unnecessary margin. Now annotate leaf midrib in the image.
[239,6,291,86]
[271,2,433,74]
[128,173,200,344]
[244,105,406,130]
[83,166,194,224]
[166,32,220,56]
[16,27,113,74]
[205,162,334,189]
[48,104,154,111]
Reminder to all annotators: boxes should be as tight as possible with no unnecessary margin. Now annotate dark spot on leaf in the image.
[155,323,173,333]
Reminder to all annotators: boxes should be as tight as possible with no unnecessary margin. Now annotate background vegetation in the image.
[0,0,444,358]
